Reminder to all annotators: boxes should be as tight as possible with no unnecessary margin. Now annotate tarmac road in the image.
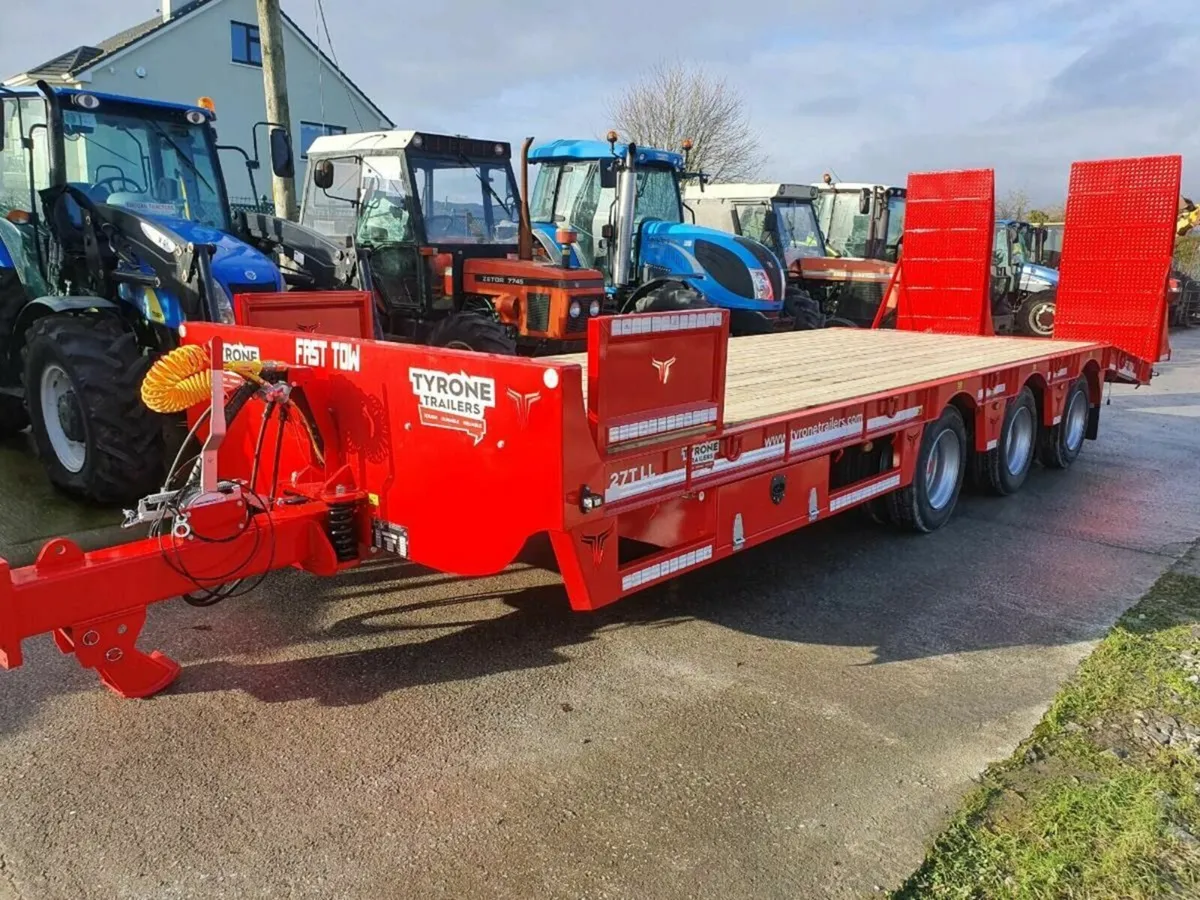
[2,330,1200,899]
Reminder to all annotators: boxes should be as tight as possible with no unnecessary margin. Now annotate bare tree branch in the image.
[996,189,1032,221]
[605,60,763,183]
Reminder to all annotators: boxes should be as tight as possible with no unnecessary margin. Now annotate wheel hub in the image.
[39,363,87,474]
[57,390,85,443]
[1065,389,1088,451]
[1004,406,1035,476]
[924,428,962,511]
[1033,302,1055,335]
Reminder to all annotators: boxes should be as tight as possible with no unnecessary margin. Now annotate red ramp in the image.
[1053,155,1181,364]
[894,169,995,335]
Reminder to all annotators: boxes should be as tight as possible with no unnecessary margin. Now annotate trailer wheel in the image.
[888,405,967,533]
[429,312,516,355]
[23,315,165,504]
[1038,376,1088,469]
[784,288,824,330]
[0,394,29,438]
[1016,293,1055,337]
[972,387,1037,495]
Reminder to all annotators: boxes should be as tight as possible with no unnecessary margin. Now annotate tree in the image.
[606,60,763,183]
[1028,204,1066,225]
[996,189,1032,221]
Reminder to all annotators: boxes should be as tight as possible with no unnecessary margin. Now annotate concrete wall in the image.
[74,0,390,201]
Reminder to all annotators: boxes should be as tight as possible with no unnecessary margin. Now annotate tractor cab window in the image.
[0,99,51,217]
[408,153,519,245]
[632,166,682,227]
[0,98,51,295]
[355,155,413,246]
[534,162,601,267]
[817,191,870,258]
[885,195,905,260]
[993,224,1011,271]
[59,103,229,230]
[733,202,776,251]
[299,155,360,238]
[772,200,824,258]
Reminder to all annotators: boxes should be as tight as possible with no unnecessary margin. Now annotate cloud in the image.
[2,0,1196,204]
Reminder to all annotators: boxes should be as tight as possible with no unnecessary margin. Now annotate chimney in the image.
[161,1,173,22]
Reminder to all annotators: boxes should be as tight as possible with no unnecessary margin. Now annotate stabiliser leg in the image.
[0,496,346,699]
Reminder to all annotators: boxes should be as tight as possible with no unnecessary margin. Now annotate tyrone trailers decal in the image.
[789,413,864,453]
[409,367,496,445]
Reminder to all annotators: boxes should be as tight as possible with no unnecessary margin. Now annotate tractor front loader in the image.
[0,83,301,503]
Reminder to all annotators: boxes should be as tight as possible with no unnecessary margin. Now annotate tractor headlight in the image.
[569,300,582,318]
[210,281,236,324]
[749,268,774,301]
[589,299,601,317]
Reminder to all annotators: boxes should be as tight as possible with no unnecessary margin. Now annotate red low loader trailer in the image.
[0,157,1183,700]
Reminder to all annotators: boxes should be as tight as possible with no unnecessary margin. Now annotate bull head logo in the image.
[580,526,613,566]
[506,388,541,427]
[652,357,676,385]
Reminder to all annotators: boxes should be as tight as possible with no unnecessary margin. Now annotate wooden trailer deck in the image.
[553,328,1102,425]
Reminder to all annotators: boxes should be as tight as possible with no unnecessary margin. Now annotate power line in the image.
[313,0,364,130]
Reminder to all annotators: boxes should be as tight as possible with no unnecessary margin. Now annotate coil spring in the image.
[326,501,358,563]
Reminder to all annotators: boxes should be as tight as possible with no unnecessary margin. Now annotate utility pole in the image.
[256,0,296,219]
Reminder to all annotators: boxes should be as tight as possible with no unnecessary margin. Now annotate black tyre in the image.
[428,312,516,355]
[23,315,165,504]
[825,317,858,328]
[784,288,824,330]
[727,309,777,336]
[632,279,711,313]
[1016,292,1055,338]
[887,405,967,533]
[0,393,28,438]
[972,387,1037,496]
[1038,376,1089,469]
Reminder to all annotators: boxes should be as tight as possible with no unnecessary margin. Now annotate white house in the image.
[4,0,393,204]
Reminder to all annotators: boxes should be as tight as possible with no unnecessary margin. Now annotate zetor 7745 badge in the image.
[408,367,496,445]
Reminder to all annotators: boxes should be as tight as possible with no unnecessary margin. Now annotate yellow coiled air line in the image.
[141,344,264,414]
[141,345,326,467]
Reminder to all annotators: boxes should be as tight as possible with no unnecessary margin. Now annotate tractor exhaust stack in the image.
[518,136,535,261]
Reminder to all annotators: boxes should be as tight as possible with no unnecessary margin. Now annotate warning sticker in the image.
[408,367,496,445]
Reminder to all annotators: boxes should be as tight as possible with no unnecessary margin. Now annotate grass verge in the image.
[894,568,1200,899]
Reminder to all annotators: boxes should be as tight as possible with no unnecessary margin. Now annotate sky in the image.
[3,0,1197,204]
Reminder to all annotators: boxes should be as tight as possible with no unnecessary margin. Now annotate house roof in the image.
[6,0,391,125]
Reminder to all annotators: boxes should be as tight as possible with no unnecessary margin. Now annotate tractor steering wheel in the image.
[93,175,146,196]
[424,214,458,238]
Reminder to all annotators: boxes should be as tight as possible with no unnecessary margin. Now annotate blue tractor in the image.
[525,133,822,334]
[993,218,1059,337]
[0,82,303,503]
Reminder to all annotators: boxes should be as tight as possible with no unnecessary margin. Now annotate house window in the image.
[300,122,347,158]
[231,21,262,66]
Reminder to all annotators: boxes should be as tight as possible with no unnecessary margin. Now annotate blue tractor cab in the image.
[526,135,818,335]
[993,218,1059,337]
[0,82,301,502]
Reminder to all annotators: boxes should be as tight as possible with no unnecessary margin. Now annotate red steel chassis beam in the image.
[0,156,1182,699]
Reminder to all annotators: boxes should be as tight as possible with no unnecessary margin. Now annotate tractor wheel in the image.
[0,393,28,439]
[23,315,165,505]
[631,279,711,313]
[429,312,516,355]
[1016,292,1056,337]
[784,288,824,330]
